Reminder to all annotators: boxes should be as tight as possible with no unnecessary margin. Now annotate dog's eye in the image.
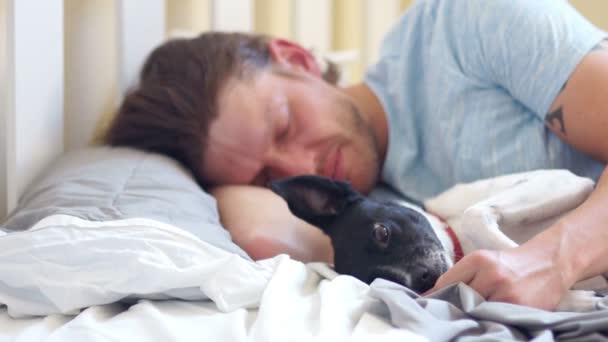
[372,223,390,247]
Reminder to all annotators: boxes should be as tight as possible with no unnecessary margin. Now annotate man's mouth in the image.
[323,145,345,180]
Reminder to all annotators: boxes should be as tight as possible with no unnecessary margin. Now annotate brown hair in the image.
[105,31,338,186]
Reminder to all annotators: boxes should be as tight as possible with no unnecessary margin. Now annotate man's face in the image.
[201,68,382,194]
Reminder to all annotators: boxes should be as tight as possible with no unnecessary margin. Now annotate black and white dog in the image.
[270,170,603,312]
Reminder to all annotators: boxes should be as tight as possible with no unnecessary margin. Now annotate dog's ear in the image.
[269,175,362,233]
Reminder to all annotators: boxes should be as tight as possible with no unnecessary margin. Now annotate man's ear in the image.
[267,38,322,77]
[269,175,361,233]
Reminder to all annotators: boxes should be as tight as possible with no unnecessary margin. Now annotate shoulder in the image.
[430,0,587,36]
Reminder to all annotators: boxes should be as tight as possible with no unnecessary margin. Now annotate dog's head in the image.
[270,175,450,293]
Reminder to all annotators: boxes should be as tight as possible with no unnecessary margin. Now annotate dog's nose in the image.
[407,266,441,294]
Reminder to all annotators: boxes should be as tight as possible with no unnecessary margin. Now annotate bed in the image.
[2,1,608,341]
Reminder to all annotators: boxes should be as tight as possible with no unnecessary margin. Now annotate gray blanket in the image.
[369,280,608,341]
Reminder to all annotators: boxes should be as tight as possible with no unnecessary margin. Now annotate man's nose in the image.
[267,149,317,180]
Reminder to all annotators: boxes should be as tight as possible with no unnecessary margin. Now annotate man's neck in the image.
[342,83,388,164]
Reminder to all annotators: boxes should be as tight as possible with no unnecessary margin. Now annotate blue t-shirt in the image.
[365,0,606,203]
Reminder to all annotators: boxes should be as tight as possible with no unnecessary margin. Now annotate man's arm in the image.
[545,38,608,161]
[429,166,608,310]
[430,40,608,310]
[211,185,333,263]
[542,37,608,282]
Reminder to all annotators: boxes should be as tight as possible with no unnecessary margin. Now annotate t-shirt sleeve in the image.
[448,0,606,119]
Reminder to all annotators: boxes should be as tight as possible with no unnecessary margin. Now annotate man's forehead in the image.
[201,70,290,185]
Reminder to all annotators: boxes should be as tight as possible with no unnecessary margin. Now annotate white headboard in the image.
[1,0,167,219]
[0,0,402,220]
[3,0,66,219]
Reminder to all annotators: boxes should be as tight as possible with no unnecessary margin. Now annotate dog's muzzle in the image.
[369,259,448,293]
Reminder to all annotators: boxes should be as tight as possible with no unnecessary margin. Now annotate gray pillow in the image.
[2,146,250,259]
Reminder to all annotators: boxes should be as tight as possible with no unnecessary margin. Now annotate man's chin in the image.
[341,145,381,194]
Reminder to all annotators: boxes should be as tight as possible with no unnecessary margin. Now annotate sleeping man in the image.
[106,0,608,311]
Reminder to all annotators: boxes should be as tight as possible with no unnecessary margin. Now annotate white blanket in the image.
[0,215,424,341]
[0,169,600,341]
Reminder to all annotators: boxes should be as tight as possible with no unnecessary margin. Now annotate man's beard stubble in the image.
[340,97,382,194]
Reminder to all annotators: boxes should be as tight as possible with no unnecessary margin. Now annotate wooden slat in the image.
[0,0,7,220]
[254,0,292,38]
[292,0,333,53]
[211,0,253,32]
[116,0,166,97]
[332,0,364,83]
[64,0,118,150]
[4,0,65,216]
[363,0,402,66]
[167,0,211,36]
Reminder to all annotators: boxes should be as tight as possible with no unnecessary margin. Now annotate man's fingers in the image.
[427,255,478,293]
[468,274,496,299]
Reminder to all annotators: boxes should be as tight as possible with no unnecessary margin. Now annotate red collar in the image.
[445,225,463,263]
[428,212,464,263]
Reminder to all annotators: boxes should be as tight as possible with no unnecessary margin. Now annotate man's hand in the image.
[428,244,572,310]
[429,166,608,310]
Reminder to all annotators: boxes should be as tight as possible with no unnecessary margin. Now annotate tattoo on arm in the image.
[546,80,568,135]
[545,38,606,136]
[591,38,608,52]
[545,106,567,135]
